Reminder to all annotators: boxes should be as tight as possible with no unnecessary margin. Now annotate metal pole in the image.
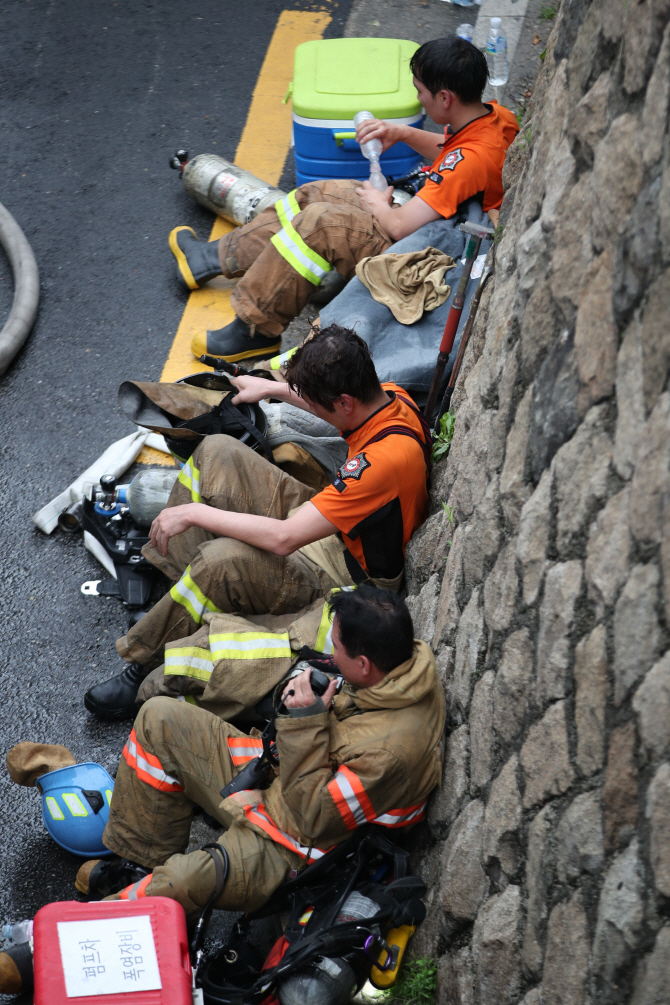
[423,233,481,421]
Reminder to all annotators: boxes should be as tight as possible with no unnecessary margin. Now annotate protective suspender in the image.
[353,391,432,476]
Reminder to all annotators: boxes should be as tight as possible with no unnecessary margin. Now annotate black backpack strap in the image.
[393,390,433,449]
[362,425,432,475]
[175,396,276,465]
[357,391,432,476]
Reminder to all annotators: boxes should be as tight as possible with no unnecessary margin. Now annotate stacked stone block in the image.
[404,1,670,1001]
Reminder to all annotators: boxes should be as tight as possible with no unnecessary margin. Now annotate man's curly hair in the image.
[286,324,382,411]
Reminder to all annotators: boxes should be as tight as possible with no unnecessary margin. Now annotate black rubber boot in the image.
[76,855,150,900]
[84,663,150,721]
[169,226,222,290]
[0,943,33,995]
[191,316,281,363]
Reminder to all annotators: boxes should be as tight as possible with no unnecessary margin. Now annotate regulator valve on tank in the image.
[169,148,288,226]
[88,469,179,527]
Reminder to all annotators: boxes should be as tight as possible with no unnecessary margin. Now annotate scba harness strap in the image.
[197,827,427,1005]
[174,395,276,465]
[361,391,433,477]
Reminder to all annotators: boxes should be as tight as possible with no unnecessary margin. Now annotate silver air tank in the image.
[170,149,287,226]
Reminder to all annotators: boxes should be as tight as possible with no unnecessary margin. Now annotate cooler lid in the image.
[292,38,422,119]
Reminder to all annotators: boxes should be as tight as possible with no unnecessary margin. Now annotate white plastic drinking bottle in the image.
[486,17,509,88]
[353,110,389,191]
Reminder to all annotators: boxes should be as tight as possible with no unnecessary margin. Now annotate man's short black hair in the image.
[329,585,415,674]
[410,37,488,103]
[286,324,382,411]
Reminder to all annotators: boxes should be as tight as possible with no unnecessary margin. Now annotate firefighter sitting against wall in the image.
[83,325,431,721]
[85,589,443,907]
[168,36,518,364]
[0,589,444,995]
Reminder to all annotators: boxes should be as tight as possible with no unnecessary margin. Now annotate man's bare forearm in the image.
[258,380,312,412]
[190,505,294,554]
[398,125,443,160]
[183,502,337,556]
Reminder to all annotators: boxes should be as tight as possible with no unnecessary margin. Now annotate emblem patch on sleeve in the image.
[338,453,371,481]
[439,148,464,172]
[428,171,444,184]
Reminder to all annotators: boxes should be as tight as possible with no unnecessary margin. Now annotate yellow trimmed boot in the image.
[191,317,280,362]
[169,226,222,290]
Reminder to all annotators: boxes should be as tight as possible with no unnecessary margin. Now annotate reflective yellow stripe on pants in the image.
[165,632,293,684]
[274,190,300,228]
[270,345,299,371]
[270,221,332,286]
[169,566,222,624]
[209,632,293,661]
[164,646,213,681]
[178,459,201,502]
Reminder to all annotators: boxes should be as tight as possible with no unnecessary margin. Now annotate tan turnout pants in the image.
[218,179,392,336]
[116,435,348,670]
[104,698,301,918]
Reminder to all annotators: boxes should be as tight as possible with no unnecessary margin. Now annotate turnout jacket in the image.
[232,641,445,855]
[141,593,351,721]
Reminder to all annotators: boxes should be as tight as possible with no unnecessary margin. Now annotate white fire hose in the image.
[0,200,39,376]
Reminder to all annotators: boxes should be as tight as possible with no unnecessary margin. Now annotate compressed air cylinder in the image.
[179,154,288,225]
[122,469,179,527]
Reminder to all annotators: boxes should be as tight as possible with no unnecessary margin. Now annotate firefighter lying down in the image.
[84,324,431,721]
[0,587,445,996]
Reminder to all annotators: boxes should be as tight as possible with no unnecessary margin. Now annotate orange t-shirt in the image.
[417,101,519,219]
[310,383,429,581]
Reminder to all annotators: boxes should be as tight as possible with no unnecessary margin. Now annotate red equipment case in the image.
[33,897,192,1004]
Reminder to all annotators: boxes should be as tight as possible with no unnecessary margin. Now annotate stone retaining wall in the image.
[405,2,670,1001]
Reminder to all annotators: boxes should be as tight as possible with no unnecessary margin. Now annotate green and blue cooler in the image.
[288,37,425,186]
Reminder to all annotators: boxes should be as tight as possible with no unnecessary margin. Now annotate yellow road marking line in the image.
[159,7,332,384]
[137,6,332,465]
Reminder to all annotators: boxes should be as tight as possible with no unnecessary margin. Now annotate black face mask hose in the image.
[190,842,230,982]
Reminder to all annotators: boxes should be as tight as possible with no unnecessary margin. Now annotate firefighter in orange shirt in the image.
[83,326,431,721]
[169,36,518,364]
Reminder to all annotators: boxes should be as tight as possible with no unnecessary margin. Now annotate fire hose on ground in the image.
[0,201,39,377]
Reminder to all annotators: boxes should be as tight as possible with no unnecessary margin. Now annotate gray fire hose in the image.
[0,201,39,376]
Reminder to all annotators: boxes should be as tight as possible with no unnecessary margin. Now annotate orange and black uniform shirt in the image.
[417,101,519,220]
[310,383,429,581]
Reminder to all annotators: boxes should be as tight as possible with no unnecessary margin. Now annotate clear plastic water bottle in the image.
[486,17,508,88]
[4,920,33,944]
[353,110,388,192]
[456,23,475,41]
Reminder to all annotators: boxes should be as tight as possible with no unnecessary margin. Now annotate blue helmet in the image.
[36,762,114,857]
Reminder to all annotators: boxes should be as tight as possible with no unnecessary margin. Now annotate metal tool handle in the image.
[423,234,482,421]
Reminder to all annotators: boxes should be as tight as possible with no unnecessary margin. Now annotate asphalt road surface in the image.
[0,2,357,998]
